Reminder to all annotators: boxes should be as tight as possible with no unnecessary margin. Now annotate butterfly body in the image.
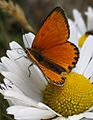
[26,7,79,85]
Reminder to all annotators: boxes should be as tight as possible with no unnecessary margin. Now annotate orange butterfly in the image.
[26,7,79,85]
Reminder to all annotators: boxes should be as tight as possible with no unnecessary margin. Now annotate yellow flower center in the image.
[43,72,93,117]
[78,34,88,48]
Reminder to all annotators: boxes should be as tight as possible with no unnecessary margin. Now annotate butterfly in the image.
[25,7,79,85]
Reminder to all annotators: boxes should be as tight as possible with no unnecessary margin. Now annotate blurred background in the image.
[0,0,93,57]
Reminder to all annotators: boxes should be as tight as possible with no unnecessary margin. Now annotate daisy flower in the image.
[71,7,93,48]
[1,32,93,120]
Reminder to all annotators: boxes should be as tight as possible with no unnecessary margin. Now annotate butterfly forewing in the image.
[32,7,69,51]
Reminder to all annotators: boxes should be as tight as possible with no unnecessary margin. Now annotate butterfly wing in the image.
[41,42,79,73]
[28,7,79,85]
[35,42,79,85]
[26,49,66,85]
[27,42,79,85]
[37,63,66,85]
[32,7,69,50]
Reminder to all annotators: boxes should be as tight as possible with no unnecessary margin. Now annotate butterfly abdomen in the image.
[30,49,66,74]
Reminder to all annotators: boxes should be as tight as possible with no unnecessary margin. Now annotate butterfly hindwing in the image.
[37,63,66,85]
[41,42,79,72]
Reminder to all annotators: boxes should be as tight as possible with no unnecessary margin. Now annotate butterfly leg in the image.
[28,62,34,77]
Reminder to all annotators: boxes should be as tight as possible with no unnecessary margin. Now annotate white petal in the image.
[68,113,84,120]
[85,7,93,31]
[1,57,23,74]
[6,50,33,75]
[83,57,93,79]
[68,19,79,46]
[30,65,47,89]
[73,36,93,74]
[87,106,93,111]
[0,62,7,71]
[7,49,26,60]
[7,51,47,91]
[90,74,93,83]
[7,106,55,119]
[0,83,6,91]
[9,41,22,49]
[73,9,86,34]
[9,41,26,56]
[53,116,67,120]
[1,56,30,81]
[38,102,61,117]
[1,78,27,105]
[23,32,35,48]
[1,55,47,97]
[3,78,23,94]
[4,90,38,106]
[83,112,93,119]
[1,71,42,101]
